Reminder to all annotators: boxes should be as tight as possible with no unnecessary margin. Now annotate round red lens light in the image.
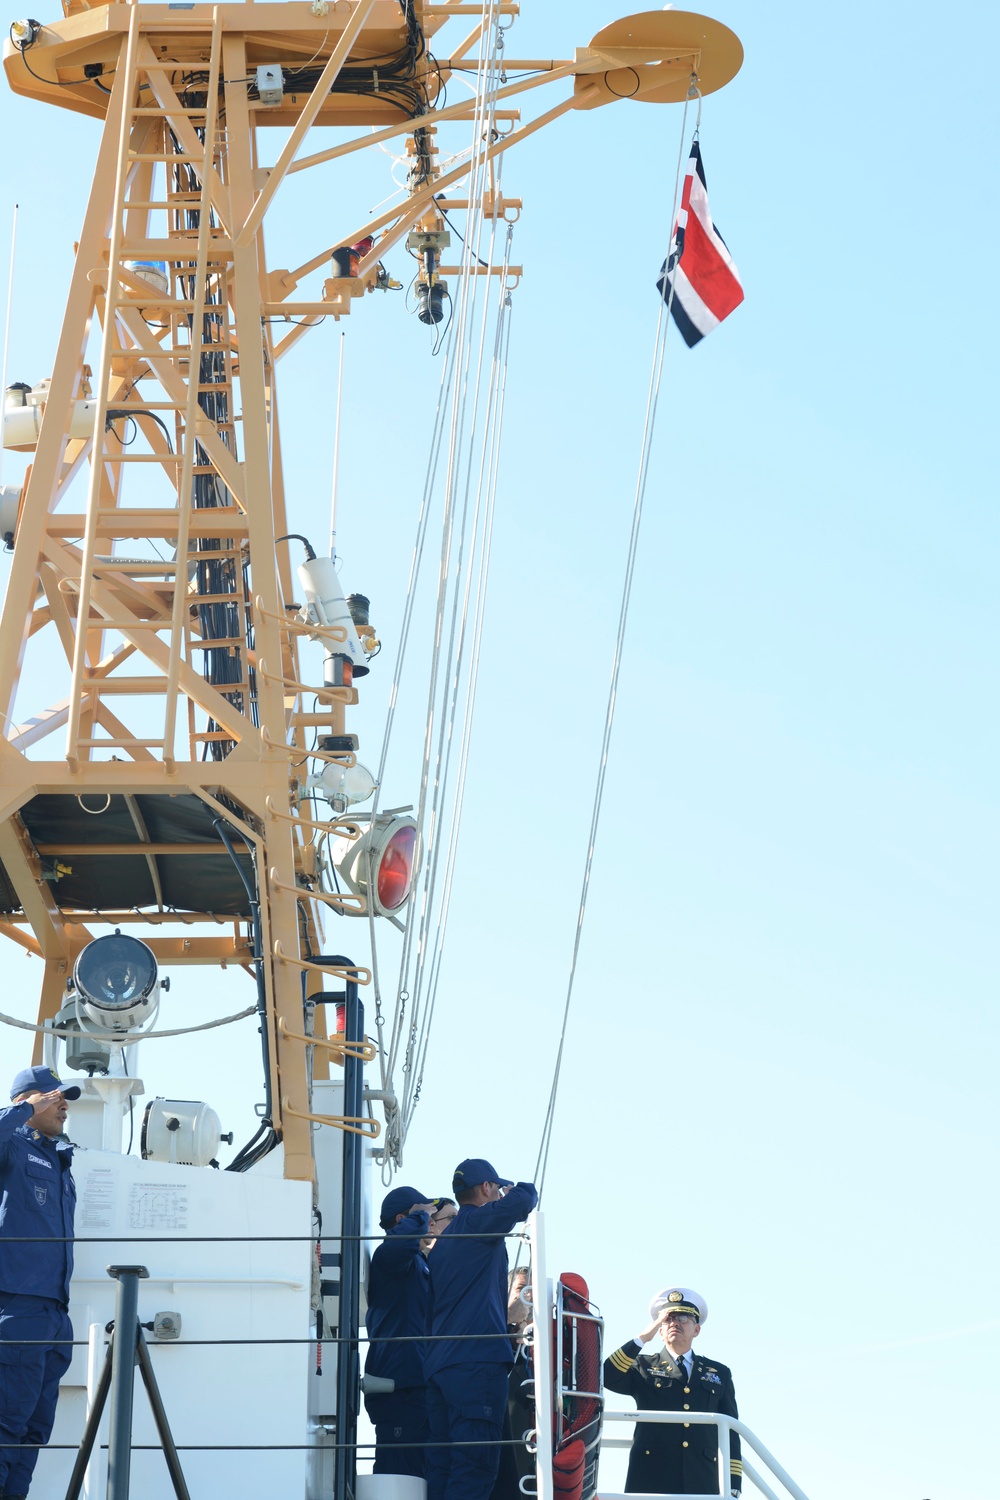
[377,825,416,911]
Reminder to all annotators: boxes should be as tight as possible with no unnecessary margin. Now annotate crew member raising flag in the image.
[656,137,744,346]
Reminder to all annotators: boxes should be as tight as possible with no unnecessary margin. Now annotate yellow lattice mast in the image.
[0,3,742,1181]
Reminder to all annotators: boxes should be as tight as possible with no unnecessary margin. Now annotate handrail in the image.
[277,1014,376,1062]
[269,868,366,915]
[260,731,357,765]
[253,594,348,644]
[255,660,352,703]
[601,1410,811,1500]
[280,1095,381,1137]
[272,940,371,985]
[264,794,361,839]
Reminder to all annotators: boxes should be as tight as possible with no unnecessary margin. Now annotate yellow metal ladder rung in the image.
[113,299,201,311]
[117,346,233,358]
[75,738,166,749]
[87,619,172,630]
[187,592,248,605]
[104,402,184,412]
[191,637,246,649]
[90,560,181,573]
[128,153,203,163]
[123,198,205,209]
[132,107,208,116]
[101,454,182,464]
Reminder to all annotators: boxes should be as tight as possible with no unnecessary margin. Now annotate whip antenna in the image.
[330,330,346,556]
[0,203,19,489]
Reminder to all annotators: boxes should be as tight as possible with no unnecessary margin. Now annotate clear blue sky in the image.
[1,5,997,1498]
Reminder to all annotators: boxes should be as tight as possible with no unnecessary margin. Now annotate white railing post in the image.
[528,1210,553,1500]
[718,1409,731,1496]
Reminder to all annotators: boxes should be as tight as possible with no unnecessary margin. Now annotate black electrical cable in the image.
[276,533,317,560]
[9,23,122,93]
[435,197,491,269]
[106,407,174,452]
[213,818,278,1171]
[122,1050,135,1155]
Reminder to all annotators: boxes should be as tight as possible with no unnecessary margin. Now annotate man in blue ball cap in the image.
[0,1066,81,1499]
[424,1157,538,1500]
[364,1184,437,1476]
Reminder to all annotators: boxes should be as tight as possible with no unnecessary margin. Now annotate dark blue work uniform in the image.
[364,1207,431,1476]
[0,1102,75,1499]
[425,1182,538,1500]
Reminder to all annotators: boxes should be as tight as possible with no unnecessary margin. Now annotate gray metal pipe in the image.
[106,1265,148,1500]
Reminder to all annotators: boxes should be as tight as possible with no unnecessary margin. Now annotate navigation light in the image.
[330,813,418,918]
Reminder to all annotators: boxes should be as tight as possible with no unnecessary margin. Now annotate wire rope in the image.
[371,2,511,1166]
[386,3,508,1139]
[401,242,515,1140]
[532,95,697,1202]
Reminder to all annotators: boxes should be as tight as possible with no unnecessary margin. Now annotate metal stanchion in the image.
[334,962,363,1500]
[106,1265,146,1500]
[64,1264,190,1500]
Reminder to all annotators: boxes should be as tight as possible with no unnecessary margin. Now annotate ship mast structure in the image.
[0,5,747,1495]
[0,1,742,1182]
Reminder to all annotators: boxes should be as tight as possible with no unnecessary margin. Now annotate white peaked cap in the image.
[649,1286,708,1324]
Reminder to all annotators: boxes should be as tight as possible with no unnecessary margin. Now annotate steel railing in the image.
[600,1409,811,1500]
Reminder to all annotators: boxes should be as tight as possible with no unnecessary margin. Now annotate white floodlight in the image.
[72,931,161,1033]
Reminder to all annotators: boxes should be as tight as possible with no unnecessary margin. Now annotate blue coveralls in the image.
[0,1102,75,1499]
[425,1182,538,1500]
[364,1207,431,1476]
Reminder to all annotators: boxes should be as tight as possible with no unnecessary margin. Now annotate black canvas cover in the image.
[0,793,256,916]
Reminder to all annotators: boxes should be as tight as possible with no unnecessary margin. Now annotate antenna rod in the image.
[0,203,19,489]
[329,330,345,557]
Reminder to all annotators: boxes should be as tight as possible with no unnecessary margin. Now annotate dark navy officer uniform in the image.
[364,1185,433,1476]
[604,1287,742,1497]
[0,1066,80,1500]
[425,1158,538,1500]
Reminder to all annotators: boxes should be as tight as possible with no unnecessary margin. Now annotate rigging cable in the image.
[382,1,509,1148]
[0,202,18,495]
[532,94,698,1203]
[401,240,516,1141]
[368,3,511,1167]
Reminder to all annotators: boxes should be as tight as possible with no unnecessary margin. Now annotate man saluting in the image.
[0,1065,80,1500]
[604,1286,742,1496]
[424,1158,538,1500]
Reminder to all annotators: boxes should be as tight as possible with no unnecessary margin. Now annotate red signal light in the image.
[377,824,416,911]
[328,812,418,920]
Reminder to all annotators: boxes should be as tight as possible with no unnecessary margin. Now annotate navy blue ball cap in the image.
[379,1185,430,1226]
[453,1158,513,1190]
[10,1065,82,1102]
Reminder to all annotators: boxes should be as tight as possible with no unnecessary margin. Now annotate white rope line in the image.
[368,260,466,1153]
[383,4,507,1138]
[371,7,507,1166]
[397,178,504,1090]
[402,243,515,1141]
[393,13,509,1133]
[0,1004,257,1042]
[533,96,695,1200]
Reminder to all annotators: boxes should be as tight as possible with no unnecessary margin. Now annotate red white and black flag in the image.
[656,138,744,346]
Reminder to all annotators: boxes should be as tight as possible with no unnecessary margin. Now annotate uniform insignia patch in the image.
[34,1186,48,1205]
[702,1371,721,1383]
[668,1291,683,1303]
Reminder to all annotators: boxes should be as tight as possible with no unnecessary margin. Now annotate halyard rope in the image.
[533,95,696,1200]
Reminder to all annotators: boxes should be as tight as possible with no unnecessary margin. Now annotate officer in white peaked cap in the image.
[604,1284,742,1496]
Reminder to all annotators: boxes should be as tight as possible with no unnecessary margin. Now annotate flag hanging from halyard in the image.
[656,138,744,346]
